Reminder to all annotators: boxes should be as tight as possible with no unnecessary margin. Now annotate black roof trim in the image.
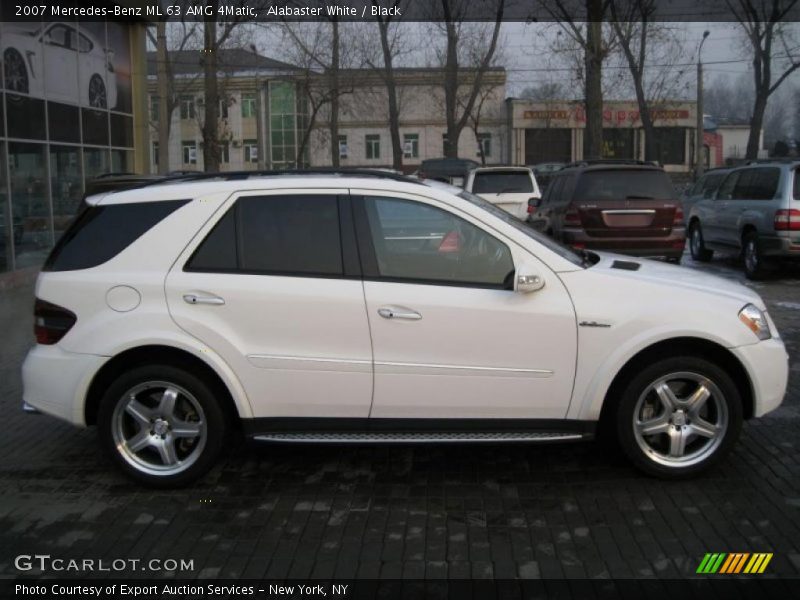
[115,169,424,193]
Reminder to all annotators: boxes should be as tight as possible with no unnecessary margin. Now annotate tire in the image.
[743,231,768,280]
[614,355,742,479]
[88,74,107,108]
[3,48,28,94]
[689,221,713,262]
[97,364,227,487]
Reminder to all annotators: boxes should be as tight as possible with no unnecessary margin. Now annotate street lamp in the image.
[250,44,266,170]
[695,30,710,178]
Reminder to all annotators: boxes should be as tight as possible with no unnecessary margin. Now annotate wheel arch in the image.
[598,336,754,430]
[84,344,244,428]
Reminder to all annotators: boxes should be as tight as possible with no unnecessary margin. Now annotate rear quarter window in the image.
[43,200,189,272]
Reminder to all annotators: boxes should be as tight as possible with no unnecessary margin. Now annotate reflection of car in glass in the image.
[21,170,788,486]
[464,167,541,220]
[2,22,117,109]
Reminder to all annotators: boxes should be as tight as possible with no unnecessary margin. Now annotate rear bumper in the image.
[561,228,686,258]
[759,234,800,258]
[731,338,789,418]
[22,344,106,426]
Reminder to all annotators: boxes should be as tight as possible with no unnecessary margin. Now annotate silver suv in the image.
[687,161,800,279]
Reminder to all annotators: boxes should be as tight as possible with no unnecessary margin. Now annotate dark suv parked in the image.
[527,161,685,262]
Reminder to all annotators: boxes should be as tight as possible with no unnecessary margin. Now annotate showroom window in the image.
[403,133,419,158]
[182,141,198,165]
[362,196,514,288]
[186,195,343,276]
[366,134,380,160]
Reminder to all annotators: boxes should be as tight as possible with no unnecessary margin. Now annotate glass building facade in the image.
[1,15,136,273]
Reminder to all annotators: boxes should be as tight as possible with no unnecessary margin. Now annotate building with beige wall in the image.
[308,68,508,170]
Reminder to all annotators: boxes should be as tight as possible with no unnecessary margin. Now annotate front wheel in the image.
[97,365,227,487]
[689,222,713,262]
[615,356,742,478]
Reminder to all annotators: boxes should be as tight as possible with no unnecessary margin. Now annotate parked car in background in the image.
[22,169,788,486]
[527,160,685,263]
[418,158,479,187]
[529,162,565,192]
[681,168,732,219]
[687,160,800,279]
[464,166,541,220]
[2,22,117,109]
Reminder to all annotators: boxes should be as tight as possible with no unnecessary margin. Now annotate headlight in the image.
[739,304,771,340]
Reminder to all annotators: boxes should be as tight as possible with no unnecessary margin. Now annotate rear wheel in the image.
[743,231,768,280]
[615,356,742,478]
[3,48,28,93]
[98,365,227,487]
[689,221,713,262]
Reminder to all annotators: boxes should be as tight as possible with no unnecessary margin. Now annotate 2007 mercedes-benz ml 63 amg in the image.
[22,170,788,486]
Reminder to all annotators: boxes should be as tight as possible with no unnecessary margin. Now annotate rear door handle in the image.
[378,306,422,320]
[183,293,225,306]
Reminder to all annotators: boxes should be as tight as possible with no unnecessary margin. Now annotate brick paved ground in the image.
[1,253,799,582]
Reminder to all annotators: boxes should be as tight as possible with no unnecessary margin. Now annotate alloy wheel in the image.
[745,239,759,274]
[632,371,728,468]
[111,380,207,477]
[4,50,28,93]
[89,75,107,108]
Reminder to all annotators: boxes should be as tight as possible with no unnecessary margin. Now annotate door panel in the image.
[165,189,373,419]
[354,190,577,420]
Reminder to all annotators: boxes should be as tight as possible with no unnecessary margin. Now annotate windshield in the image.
[458,190,587,268]
[575,170,675,201]
[472,171,534,194]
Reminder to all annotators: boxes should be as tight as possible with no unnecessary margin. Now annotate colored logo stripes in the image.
[696,552,773,574]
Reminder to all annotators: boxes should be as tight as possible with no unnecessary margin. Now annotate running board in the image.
[251,431,587,444]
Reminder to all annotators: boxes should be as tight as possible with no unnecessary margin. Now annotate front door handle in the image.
[378,306,422,320]
[183,293,225,306]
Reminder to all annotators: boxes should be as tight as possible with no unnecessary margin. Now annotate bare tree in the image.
[609,0,690,161]
[541,0,612,159]
[727,0,800,158]
[461,84,502,165]
[146,17,200,173]
[364,0,407,169]
[434,0,505,158]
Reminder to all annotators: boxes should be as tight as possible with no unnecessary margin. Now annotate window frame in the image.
[351,192,517,291]
[403,133,419,159]
[183,190,361,280]
[182,141,197,165]
[365,134,380,160]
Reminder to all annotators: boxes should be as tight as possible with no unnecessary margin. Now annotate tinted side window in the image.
[547,176,565,206]
[702,173,724,198]
[44,200,189,272]
[187,195,342,276]
[363,197,514,289]
[560,174,577,203]
[732,169,757,200]
[186,208,237,271]
[716,172,740,200]
[751,167,780,200]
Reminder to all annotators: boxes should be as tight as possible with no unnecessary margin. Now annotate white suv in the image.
[22,171,788,486]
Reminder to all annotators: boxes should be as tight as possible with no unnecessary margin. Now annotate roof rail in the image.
[119,168,423,192]
[564,159,659,168]
[743,158,800,165]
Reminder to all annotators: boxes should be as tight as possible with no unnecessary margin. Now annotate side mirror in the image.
[515,264,546,293]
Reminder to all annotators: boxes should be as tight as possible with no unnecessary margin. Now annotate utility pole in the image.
[250,44,265,170]
[695,30,709,178]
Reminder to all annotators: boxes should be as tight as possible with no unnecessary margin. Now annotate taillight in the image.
[527,198,539,214]
[34,299,76,345]
[564,208,581,227]
[673,206,684,226]
[775,209,800,231]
